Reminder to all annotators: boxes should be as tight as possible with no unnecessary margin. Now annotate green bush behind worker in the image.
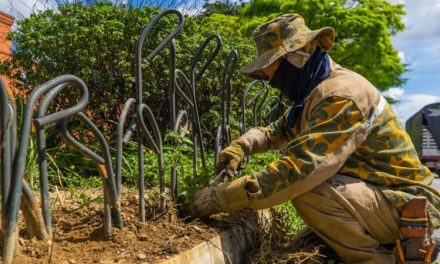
[189,14,440,263]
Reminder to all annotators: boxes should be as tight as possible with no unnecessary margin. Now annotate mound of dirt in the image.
[13,188,228,264]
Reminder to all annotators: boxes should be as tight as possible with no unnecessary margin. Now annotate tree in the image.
[52,0,201,12]
[39,0,225,15]
[200,0,243,17]
[213,0,407,91]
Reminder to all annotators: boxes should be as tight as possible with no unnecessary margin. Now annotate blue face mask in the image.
[269,47,331,127]
[269,58,302,102]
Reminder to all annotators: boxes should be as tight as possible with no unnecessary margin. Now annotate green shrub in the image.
[1,3,257,141]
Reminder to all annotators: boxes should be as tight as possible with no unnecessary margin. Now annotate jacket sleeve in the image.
[216,96,369,212]
[233,108,295,156]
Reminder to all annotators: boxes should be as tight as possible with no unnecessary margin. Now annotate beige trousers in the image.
[292,174,400,264]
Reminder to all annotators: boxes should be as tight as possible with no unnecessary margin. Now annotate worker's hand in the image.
[216,143,245,175]
[189,177,253,218]
[189,186,222,218]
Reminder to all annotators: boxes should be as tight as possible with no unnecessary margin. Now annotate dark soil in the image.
[13,187,226,264]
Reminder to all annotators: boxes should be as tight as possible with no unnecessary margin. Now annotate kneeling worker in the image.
[190,14,440,263]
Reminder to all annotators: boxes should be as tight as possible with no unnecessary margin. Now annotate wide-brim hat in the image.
[240,14,335,79]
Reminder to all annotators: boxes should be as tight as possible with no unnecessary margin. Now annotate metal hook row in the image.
[0,8,286,264]
[169,33,222,198]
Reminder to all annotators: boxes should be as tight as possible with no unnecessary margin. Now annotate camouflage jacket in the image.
[239,59,440,228]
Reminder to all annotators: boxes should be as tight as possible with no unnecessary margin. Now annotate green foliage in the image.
[1,3,256,141]
[200,0,244,17]
[241,151,280,175]
[164,128,218,202]
[275,202,305,236]
[24,136,40,189]
[50,144,106,188]
[4,3,158,127]
[41,0,200,10]
[203,0,407,91]
[236,0,406,90]
[36,127,211,201]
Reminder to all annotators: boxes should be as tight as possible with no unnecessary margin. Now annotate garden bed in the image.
[12,185,317,264]
[13,187,238,264]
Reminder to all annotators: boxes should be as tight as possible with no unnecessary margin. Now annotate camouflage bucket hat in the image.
[240,14,335,79]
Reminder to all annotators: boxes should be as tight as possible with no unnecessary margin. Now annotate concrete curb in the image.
[160,223,255,264]
[161,210,271,264]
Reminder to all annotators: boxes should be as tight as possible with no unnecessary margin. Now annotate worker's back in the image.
[318,63,440,229]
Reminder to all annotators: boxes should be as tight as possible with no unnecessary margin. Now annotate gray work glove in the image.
[189,177,252,218]
[216,141,245,175]
[189,186,222,218]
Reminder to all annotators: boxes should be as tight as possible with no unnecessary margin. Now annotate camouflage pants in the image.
[292,174,400,263]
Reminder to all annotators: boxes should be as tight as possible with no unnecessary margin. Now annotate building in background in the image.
[0,11,15,91]
[406,102,440,176]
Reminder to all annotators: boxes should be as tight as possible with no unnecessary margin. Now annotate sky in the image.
[385,0,440,123]
[1,0,440,124]
[0,0,57,19]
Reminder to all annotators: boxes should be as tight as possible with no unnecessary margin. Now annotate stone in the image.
[137,253,147,260]
[18,237,26,245]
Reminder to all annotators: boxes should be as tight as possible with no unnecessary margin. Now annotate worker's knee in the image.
[291,175,401,263]
[292,174,400,243]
